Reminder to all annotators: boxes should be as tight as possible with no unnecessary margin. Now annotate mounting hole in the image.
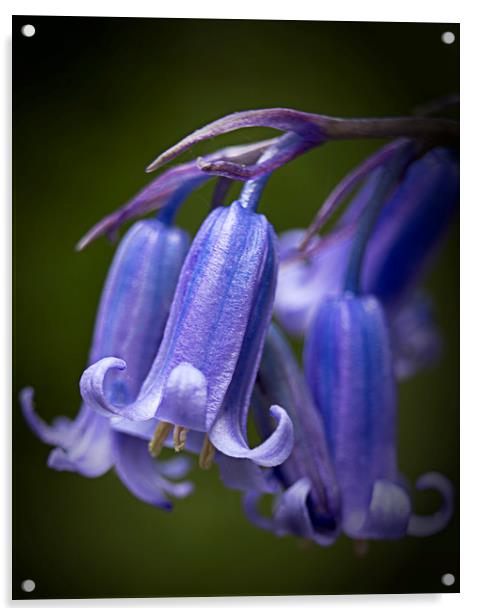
[21,579,35,592]
[441,31,455,45]
[21,24,35,38]
[441,573,455,587]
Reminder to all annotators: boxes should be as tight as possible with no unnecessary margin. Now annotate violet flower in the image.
[274,146,458,378]
[80,145,294,469]
[304,293,454,539]
[20,210,194,509]
[244,324,341,545]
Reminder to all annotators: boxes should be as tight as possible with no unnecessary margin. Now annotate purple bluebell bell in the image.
[303,149,455,539]
[80,151,295,468]
[274,146,458,379]
[304,293,454,539]
[244,324,341,545]
[21,210,194,509]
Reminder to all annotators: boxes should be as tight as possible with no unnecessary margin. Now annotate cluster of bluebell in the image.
[21,105,458,543]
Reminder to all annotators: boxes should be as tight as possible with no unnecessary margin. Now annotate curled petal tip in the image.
[274,478,337,546]
[79,356,127,418]
[408,472,454,537]
[210,404,294,467]
[19,386,70,447]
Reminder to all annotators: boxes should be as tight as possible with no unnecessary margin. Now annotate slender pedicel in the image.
[146,107,458,173]
[238,134,301,210]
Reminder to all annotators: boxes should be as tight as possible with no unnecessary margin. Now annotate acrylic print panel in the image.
[13,15,459,599]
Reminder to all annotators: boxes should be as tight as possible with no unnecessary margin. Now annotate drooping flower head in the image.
[81,140,294,469]
[21,206,193,509]
[274,144,459,339]
[244,324,341,545]
[304,293,453,539]
[303,148,454,538]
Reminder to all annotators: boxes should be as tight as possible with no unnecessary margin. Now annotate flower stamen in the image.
[173,425,188,452]
[199,435,216,470]
[148,421,173,457]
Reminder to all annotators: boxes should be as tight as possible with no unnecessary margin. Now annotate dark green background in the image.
[13,16,459,599]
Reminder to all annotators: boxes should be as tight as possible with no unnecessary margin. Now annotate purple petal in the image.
[408,472,454,537]
[390,292,443,380]
[254,324,341,524]
[20,387,74,447]
[305,295,400,536]
[210,404,293,467]
[347,480,411,539]
[274,230,350,337]
[157,363,207,432]
[21,387,114,478]
[90,219,190,383]
[218,456,279,493]
[110,416,158,440]
[243,492,274,532]
[113,433,194,509]
[156,455,192,480]
[146,109,325,172]
[362,147,459,309]
[274,478,337,545]
[80,357,129,417]
[81,203,278,433]
[47,412,114,478]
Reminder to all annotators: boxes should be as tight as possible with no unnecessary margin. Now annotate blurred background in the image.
[13,16,459,599]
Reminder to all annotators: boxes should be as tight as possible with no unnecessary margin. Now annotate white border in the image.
[2,1,477,614]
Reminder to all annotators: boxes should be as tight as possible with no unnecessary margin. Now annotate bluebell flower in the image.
[275,147,459,331]
[80,153,295,468]
[21,211,194,509]
[304,292,453,539]
[274,146,458,379]
[244,324,341,545]
[302,145,455,539]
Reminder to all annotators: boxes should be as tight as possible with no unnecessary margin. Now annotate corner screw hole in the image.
[441,31,455,45]
[21,24,35,38]
[21,579,35,592]
[441,573,455,587]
